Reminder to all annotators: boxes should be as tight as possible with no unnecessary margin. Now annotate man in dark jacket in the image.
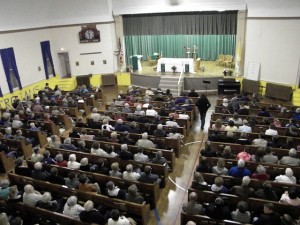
[196,94,211,130]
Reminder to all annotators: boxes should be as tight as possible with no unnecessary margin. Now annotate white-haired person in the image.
[36,192,61,212]
[29,122,39,131]
[228,159,252,178]
[91,141,109,157]
[32,162,50,181]
[67,154,81,169]
[63,196,84,219]
[153,124,167,138]
[274,168,296,184]
[280,148,300,166]
[119,144,133,160]
[12,115,23,128]
[101,118,115,131]
[135,132,156,149]
[90,107,101,122]
[229,176,254,199]
[23,184,43,206]
[79,200,106,224]
[251,165,268,180]
[60,137,76,151]
[122,164,140,181]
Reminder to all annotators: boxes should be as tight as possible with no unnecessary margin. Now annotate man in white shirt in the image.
[252,133,268,148]
[166,117,180,128]
[146,105,158,116]
[265,124,278,136]
[134,147,149,162]
[238,119,252,133]
[123,164,140,181]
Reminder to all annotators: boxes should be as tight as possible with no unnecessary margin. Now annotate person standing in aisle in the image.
[196,94,211,130]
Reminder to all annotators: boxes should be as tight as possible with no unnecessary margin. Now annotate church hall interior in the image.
[0,0,300,225]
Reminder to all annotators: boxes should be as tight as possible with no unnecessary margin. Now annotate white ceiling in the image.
[0,0,299,32]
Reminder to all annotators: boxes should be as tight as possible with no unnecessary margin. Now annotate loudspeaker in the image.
[185,64,189,73]
[161,63,165,72]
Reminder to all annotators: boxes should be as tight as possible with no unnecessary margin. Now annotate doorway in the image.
[58,52,71,78]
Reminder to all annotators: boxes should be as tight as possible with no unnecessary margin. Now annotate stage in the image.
[130,60,235,94]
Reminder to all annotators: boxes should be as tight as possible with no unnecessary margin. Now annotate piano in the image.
[218,79,241,95]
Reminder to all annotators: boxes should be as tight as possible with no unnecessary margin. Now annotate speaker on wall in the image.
[161,63,165,72]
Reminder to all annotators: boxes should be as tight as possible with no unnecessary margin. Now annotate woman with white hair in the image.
[251,165,268,180]
[12,114,23,128]
[135,132,156,149]
[275,168,297,184]
[23,184,43,206]
[67,154,81,169]
[36,192,60,211]
[63,196,84,219]
[60,137,76,151]
[79,200,106,224]
[91,141,109,157]
[229,176,254,199]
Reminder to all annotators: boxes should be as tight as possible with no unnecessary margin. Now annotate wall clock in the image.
[79,24,100,43]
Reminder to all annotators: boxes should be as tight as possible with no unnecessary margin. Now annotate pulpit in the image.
[130,55,143,72]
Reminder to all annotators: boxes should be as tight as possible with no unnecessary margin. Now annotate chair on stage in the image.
[215,54,225,66]
[224,55,234,68]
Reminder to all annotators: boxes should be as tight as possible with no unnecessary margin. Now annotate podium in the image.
[130,55,143,72]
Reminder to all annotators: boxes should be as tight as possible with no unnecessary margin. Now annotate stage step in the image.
[158,76,183,97]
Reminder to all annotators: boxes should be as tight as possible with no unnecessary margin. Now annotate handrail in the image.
[177,66,184,96]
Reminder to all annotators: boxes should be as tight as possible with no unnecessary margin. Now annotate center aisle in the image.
[102,86,216,225]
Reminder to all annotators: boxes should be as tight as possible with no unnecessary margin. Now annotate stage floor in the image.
[133,60,233,77]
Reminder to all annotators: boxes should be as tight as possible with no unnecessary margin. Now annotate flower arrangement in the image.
[171,66,177,72]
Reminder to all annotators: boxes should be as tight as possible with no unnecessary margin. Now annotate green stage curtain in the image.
[125,35,236,64]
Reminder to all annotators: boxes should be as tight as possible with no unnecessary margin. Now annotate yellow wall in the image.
[116,72,131,86]
[0,76,59,108]
[90,74,102,87]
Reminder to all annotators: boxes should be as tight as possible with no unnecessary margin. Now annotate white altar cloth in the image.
[157,58,194,73]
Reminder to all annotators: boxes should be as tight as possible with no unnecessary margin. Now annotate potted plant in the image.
[171,66,177,73]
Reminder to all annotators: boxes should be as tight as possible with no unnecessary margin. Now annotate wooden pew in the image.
[14,202,90,225]
[46,146,169,187]
[61,134,175,169]
[26,159,159,209]
[0,151,15,173]
[181,212,242,225]
[8,173,150,225]
[208,128,300,148]
[70,127,181,158]
[28,120,60,136]
[105,103,195,125]
[202,156,300,179]
[0,138,32,159]
[96,109,190,136]
[200,172,300,196]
